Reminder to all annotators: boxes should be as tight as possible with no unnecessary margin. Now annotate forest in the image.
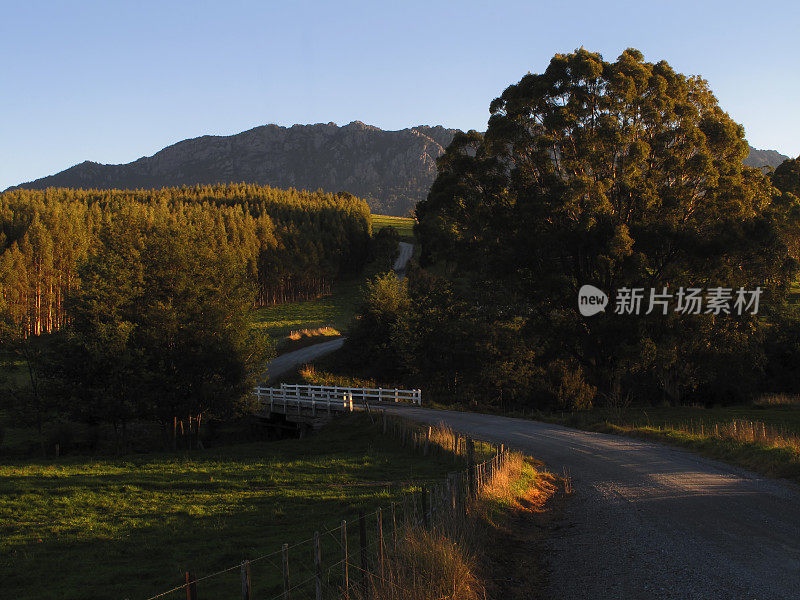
[0,184,372,337]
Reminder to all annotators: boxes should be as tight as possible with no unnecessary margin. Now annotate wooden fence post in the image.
[314,531,322,600]
[359,511,369,597]
[341,520,349,600]
[376,509,385,581]
[424,426,431,456]
[282,543,290,600]
[421,486,429,528]
[184,572,197,600]
[240,560,251,600]
[390,502,398,549]
[467,437,475,498]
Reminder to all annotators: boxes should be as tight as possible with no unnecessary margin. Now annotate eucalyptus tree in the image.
[415,48,797,404]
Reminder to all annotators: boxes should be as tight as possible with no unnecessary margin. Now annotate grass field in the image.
[371,214,415,241]
[249,278,364,340]
[0,415,470,600]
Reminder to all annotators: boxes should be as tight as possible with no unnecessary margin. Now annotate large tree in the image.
[415,48,797,405]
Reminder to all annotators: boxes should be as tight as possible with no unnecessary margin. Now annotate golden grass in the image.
[287,326,341,341]
[673,418,800,453]
[753,393,800,407]
[350,420,554,600]
[358,528,484,600]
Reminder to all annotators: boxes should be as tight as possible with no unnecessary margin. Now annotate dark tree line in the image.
[0,184,371,337]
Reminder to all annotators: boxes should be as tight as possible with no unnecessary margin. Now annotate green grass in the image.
[249,277,363,340]
[371,214,415,241]
[0,415,466,600]
[0,352,28,391]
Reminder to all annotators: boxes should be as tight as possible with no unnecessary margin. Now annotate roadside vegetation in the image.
[532,400,800,482]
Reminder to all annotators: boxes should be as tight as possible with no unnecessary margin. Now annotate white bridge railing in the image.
[254,383,421,416]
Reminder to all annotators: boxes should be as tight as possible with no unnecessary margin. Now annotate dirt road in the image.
[263,241,414,382]
[389,407,800,599]
[263,338,344,382]
[393,241,414,276]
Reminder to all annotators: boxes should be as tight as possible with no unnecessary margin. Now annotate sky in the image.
[1,0,799,190]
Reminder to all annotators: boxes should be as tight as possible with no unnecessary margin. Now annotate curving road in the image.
[263,241,414,382]
[393,241,414,277]
[385,407,800,600]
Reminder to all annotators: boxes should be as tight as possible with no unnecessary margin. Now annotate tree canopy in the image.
[412,48,798,406]
[0,184,372,338]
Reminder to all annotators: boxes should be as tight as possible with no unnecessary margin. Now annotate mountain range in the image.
[7,122,791,216]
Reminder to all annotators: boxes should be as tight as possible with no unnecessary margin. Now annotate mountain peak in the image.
[9,122,460,216]
[7,123,787,215]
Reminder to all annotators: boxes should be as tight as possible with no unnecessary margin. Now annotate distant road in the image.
[386,406,800,600]
[393,241,413,276]
[263,241,413,382]
[263,338,345,382]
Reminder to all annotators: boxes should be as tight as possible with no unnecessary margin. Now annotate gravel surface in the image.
[387,407,800,599]
[393,241,414,276]
[263,338,345,382]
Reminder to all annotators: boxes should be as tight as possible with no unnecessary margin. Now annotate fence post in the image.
[390,502,398,549]
[424,426,431,456]
[359,511,369,597]
[341,520,349,600]
[314,531,322,600]
[467,437,475,498]
[184,572,197,600]
[376,508,385,582]
[282,543,290,600]
[421,486,429,528]
[241,560,251,600]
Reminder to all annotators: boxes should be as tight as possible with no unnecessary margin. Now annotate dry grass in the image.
[298,364,381,389]
[350,425,556,600]
[287,326,341,341]
[753,393,800,407]
[358,528,485,600]
[649,418,800,453]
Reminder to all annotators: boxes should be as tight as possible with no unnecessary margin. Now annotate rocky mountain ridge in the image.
[8,121,790,216]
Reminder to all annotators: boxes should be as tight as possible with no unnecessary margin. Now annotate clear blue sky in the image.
[2,0,798,190]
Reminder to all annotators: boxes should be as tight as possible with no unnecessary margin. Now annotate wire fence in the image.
[135,412,510,600]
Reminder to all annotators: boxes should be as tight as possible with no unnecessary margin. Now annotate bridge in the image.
[253,383,422,433]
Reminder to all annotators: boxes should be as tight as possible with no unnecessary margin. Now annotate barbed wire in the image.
[137,415,509,600]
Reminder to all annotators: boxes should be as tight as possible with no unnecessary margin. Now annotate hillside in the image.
[8,122,459,216]
[7,121,788,215]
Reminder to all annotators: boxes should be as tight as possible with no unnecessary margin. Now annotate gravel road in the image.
[263,338,345,382]
[393,241,414,276]
[263,242,414,382]
[387,407,800,600]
